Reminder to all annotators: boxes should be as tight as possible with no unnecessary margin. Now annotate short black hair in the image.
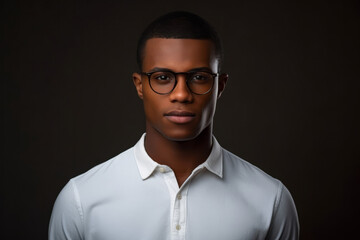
[136,11,223,71]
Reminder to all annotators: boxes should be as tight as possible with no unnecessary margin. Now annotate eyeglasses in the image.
[141,70,218,95]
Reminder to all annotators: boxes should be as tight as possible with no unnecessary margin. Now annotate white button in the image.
[176,224,181,231]
[177,194,182,200]
[159,167,165,173]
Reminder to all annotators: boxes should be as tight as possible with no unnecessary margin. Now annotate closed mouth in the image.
[164,111,196,124]
[164,111,196,117]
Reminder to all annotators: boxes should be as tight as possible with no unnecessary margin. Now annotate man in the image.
[49,11,299,240]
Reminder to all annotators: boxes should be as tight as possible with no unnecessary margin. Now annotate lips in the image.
[164,111,196,124]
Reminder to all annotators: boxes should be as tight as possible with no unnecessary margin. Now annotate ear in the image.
[217,73,228,99]
[132,72,143,100]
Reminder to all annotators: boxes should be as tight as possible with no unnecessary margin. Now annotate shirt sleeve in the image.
[265,182,300,240]
[49,179,84,240]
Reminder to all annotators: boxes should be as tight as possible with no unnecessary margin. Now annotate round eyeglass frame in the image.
[141,70,218,95]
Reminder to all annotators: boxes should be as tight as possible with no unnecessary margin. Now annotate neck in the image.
[144,125,213,186]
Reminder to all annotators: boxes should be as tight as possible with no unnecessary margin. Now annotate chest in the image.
[82,173,271,240]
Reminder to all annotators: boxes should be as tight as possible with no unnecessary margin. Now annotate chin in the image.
[160,128,201,142]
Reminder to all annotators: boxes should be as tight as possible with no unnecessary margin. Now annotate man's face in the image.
[133,38,227,141]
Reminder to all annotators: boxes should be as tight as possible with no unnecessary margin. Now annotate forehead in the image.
[142,38,218,71]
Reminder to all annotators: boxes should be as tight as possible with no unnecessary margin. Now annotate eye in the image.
[150,72,175,87]
[156,75,171,81]
[152,72,173,81]
[191,72,211,83]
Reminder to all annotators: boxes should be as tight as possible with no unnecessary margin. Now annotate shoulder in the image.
[222,148,280,188]
[221,148,290,208]
[221,148,299,237]
[61,147,141,203]
[50,147,139,222]
[72,147,136,185]
[49,148,136,240]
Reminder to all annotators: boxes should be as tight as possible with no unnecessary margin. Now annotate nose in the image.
[168,75,194,103]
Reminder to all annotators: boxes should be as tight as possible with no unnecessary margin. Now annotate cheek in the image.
[198,94,217,123]
[142,89,164,122]
[143,96,158,119]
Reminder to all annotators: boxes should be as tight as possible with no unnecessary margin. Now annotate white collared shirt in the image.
[49,134,299,240]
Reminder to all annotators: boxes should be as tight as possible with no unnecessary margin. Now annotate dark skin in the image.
[133,38,228,186]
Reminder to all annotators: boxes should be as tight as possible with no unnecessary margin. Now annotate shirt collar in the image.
[133,133,223,180]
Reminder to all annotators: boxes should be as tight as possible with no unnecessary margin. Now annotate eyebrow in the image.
[147,67,214,73]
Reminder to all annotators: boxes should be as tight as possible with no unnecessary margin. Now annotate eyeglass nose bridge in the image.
[172,72,193,90]
[172,72,191,85]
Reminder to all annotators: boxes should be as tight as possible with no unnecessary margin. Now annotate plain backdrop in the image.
[2,1,359,239]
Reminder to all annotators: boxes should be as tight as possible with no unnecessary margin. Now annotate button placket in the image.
[173,190,181,234]
[158,165,197,240]
[159,167,183,239]
[177,185,189,237]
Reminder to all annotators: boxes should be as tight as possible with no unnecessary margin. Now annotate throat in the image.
[144,127,213,186]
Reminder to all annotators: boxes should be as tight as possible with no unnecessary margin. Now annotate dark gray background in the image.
[2,0,359,239]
